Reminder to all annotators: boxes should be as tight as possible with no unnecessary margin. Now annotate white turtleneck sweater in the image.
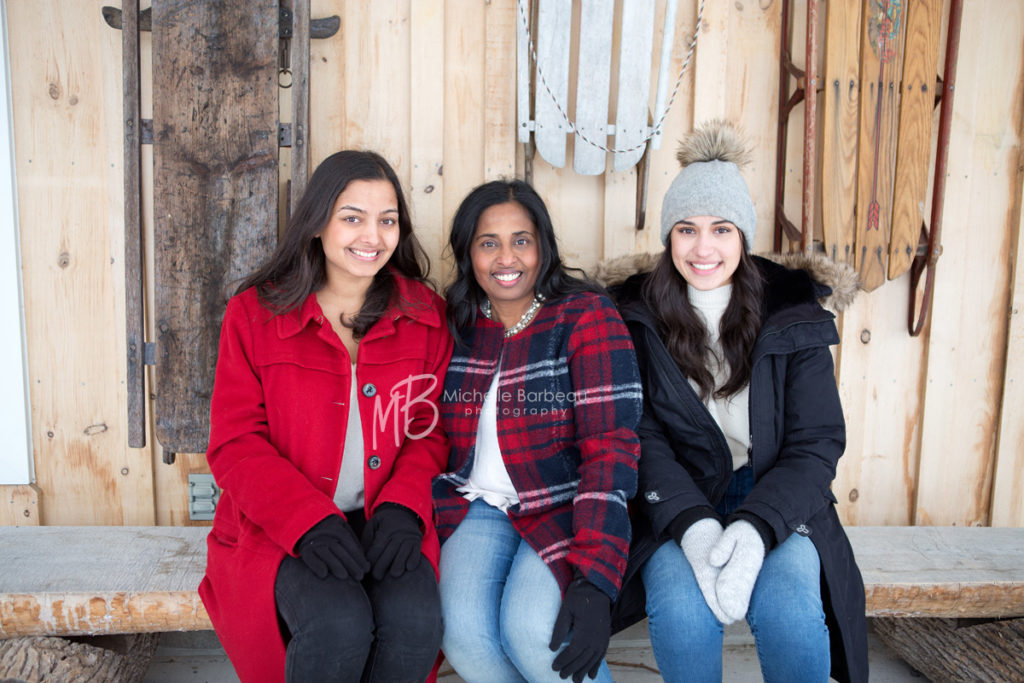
[687,284,751,471]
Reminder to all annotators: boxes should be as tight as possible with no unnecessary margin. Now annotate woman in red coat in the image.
[199,150,453,683]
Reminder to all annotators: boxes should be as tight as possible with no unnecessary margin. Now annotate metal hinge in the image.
[279,123,293,147]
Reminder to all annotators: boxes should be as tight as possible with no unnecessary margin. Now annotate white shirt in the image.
[457,364,520,511]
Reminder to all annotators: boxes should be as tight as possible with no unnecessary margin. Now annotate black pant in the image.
[274,513,442,683]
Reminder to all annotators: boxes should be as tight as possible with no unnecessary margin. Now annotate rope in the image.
[517,0,705,155]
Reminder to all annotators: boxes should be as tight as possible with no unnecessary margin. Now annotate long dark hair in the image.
[236,150,429,337]
[444,179,600,346]
[642,236,764,400]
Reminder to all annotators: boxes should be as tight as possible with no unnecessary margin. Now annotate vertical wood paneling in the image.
[601,165,639,259]
[483,0,517,184]
[691,0,781,254]
[833,280,926,526]
[991,156,1024,527]
[310,0,346,163]
[340,1,411,169]
[443,0,486,235]
[409,0,446,272]
[0,485,40,526]
[691,0,728,124]
[914,2,1024,526]
[533,160,604,270]
[9,0,154,525]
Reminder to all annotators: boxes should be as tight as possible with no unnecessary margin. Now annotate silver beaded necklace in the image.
[483,295,543,338]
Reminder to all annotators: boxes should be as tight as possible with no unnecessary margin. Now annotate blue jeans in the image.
[641,468,830,682]
[439,499,614,683]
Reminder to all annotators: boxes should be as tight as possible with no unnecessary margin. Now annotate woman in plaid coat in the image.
[432,180,642,683]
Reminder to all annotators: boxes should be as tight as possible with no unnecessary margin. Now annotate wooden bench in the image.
[0,526,210,682]
[845,526,1024,618]
[2,526,1023,679]
[846,526,1024,681]
[0,526,211,638]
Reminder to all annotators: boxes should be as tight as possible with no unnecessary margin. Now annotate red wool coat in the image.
[198,275,452,683]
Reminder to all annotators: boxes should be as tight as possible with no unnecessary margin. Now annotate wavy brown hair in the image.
[235,150,429,337]
[642,236,764,401]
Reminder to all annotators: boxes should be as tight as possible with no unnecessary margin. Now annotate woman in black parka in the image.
[609,120,868,683]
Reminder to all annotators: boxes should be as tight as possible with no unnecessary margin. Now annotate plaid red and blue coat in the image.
[432,291,642,600]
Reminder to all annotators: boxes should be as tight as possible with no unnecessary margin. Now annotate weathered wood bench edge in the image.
[847,525,1024,618]
[1,525,212,638]
[2,525,1023,637]
[0,591,210,638]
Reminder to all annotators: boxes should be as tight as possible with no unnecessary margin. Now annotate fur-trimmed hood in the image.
[592,251,859,315]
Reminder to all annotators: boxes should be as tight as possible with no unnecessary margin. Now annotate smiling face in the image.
[669,214,743,291]
[317,179,401,289]
[470,201,541,326]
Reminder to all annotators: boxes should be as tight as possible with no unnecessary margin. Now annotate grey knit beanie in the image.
[660,119,756,247]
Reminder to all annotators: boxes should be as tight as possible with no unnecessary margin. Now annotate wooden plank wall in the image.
[4,0,1023,529]
[7,0,155,526]
[912,1,1024,526]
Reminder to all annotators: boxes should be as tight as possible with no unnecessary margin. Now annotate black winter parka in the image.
[610,256,868,683]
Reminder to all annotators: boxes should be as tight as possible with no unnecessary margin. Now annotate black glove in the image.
[296,515,370,581]
[549,577,612,683]
[361,503,423,581]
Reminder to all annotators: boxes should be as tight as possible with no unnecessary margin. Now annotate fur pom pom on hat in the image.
[660,119,757,247]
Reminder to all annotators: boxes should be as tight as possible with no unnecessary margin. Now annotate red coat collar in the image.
[274,271,443,340]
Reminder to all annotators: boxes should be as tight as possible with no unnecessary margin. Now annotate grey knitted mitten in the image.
[679,517,730,624]
[709,519,765,623]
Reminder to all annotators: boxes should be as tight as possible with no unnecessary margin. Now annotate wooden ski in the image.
[821,0,862,265]
[854,0,907,291]
[888,0,943,280]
